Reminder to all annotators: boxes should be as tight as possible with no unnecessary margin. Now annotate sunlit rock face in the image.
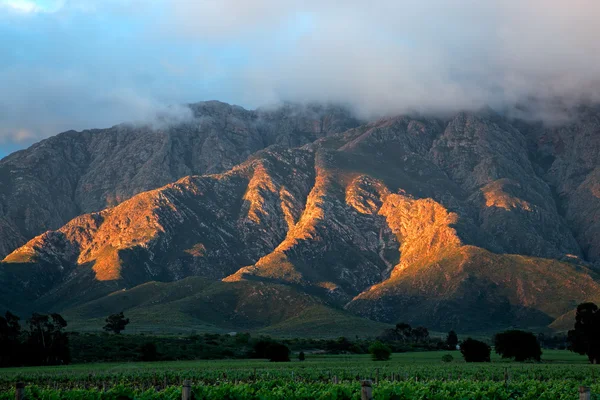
[0,102,360,258]
[2,104,600,331]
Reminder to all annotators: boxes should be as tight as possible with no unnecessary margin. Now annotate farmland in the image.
[1,351,599,399]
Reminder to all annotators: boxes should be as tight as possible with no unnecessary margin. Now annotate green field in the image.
[1,350,599,399]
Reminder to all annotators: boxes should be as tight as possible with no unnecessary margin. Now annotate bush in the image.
[298,351,305,361]
[251,338,274,358]
[369,341,392,361]
[265,343,290,362]
[495,330,542,362]
[441,354,454,363]
[460,338,491,362]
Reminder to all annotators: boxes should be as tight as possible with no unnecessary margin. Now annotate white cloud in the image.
[163,0,600,120]
[1,0,41,13]
[0,0,69,13]
[0,0,599,147]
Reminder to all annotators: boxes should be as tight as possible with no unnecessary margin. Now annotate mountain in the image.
[1,103,600,334]
[0,101,360,258]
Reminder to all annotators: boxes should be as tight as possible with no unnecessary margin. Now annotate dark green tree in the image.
[379,323,414,342]
[369,341,392,361]
[266,343,290,362]
[395,323,413,342]
[26,313,70,366]
[326,337,352,353]
[460,338,490,362]
[0,311,22,367]
[251,337,274,358]
[568,302,600,364]
[298,351,305,361]
[494,330,542,362]
[446,330,459,349]
[103,312,130,334]
[412,326,429,343]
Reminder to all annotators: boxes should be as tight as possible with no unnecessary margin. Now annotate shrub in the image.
[369,341,392,361]
[441,354,454,363]
[298,351,305,361]
[460,338,491,362]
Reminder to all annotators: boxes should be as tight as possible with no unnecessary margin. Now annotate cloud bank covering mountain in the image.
[1,0,599,151]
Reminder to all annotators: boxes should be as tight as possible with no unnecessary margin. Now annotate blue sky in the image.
[0,0,598,158]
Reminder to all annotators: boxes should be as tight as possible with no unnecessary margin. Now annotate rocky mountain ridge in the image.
[0,101,359,258]
[1,103,600,333]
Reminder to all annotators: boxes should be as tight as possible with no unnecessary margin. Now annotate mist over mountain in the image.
[1,0,599,148]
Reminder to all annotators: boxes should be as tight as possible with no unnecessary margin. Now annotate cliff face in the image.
[2,104,600,332]
[0,102,359,258]
[523,108,600,261]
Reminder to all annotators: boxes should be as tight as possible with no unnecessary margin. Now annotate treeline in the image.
[3,301,599,366]
[0,312,70,367]
[456,303,600,364]
[68,329,449,364]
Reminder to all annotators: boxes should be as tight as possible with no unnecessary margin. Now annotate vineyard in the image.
[1,351,599,399]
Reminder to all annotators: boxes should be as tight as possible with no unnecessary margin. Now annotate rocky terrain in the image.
[0,101,359,258]
[1,103,599,333]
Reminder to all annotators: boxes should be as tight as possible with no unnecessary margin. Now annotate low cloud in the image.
[0,0,599,147]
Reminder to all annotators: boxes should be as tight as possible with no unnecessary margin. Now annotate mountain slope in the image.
[0,106,600,334]
[347,246,600,332]
[3,108,600,333]
[59,276,390,337]
[0,102,360,258]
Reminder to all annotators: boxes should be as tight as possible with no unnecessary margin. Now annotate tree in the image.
[251,337,274,358]
[379,323,416,343]
[395,323,413,342]
[568,302,600,364]
[460,338,491,362]
[412,326,429,343]
[369,341,392,361]
[494,330,542,362]
[441,354,454,363]
[446,330,459,349]
[0,311,22,367]
[326,337,352,353]
[298,351,305,361]
[103,312,130,334]
[25,313,70,366]
[266,343,290,362]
